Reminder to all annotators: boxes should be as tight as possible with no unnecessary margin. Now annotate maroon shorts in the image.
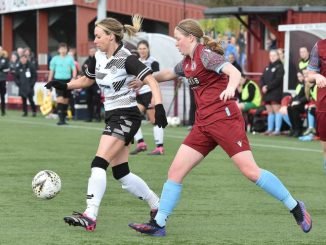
[316,111,326,141]
[183,107,251,157]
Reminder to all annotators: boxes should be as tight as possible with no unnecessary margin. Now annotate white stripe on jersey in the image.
[94,47,139,111]
[137,56,157,95]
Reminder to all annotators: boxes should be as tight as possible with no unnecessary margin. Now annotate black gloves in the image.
[44,80,68,90]
[154,104,168,128]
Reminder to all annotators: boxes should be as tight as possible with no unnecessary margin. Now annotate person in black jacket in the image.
[260,49,284,135]
[83,47,101,122]
[287,71,307,137]
[14,55,37,117]
[0,49,9,116]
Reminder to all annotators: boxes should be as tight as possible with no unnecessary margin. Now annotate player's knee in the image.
[242,168,260,182]
[91,156,109,171]
[112,162,130,180]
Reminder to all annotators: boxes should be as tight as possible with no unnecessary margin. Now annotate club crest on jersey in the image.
[236,140,242,147]
[191,61,196,70]
[110,66,117,74]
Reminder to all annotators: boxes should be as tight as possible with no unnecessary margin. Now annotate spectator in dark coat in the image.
[260,49,284,135]
[14,55,37,117]
[0,49,9,116]
[287,71,307,137]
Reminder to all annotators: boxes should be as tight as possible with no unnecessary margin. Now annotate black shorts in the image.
[55,79,71,98]
[136,92,153,110]
[103,107,142,145]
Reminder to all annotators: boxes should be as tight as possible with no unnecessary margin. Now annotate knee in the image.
[167,165,184,183]
[241,167,261,182]
[91,156,109,171]
[112,162,130,180]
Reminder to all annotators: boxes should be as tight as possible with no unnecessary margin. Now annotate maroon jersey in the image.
[308,39,326,112]
[174,44,235,126]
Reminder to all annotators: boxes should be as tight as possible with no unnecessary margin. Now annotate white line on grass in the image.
[2,118,322,153]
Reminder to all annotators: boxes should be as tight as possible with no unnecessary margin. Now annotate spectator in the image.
[298,46,310,72]
[237,27,246,70]
[16,47,24,58]
[24,47,38,69]
[224,36,238,62]
[14,55,37,117]
[0,49,9,116]
[9,52,19,72]
[287,71,307,137]
[268,33,277,50]
[228,53,242,73]
[279,93,292,130]
[237,74,261,112]
[260,49,284,136]
[83,47,101,122]
[277,48,285,64]
[300,75,317,140]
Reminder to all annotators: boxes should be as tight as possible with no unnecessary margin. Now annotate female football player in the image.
[130,40,165,155]
[128,18,312,236]
[307,39,326,171]
[45,15,167,231]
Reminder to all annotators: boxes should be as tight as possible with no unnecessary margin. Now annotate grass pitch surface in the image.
[0,111,325,245]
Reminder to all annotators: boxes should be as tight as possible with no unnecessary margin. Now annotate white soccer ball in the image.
[32,170,61,199]
[170,116,181,127]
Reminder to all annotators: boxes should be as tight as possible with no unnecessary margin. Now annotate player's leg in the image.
[146,105,164,155]
[130,103,147,154]
[129,144,204,236]
[232,150,312,233]
[129,126,214,236]
[316,111,326,171]
[111,146,159,216]
[64,134,126,231]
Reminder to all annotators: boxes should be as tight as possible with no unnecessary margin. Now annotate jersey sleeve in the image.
[82,56,96,79]
[125,55,152,81]
[174,60,185,77]
[200,48,228,74]
[307,43,320,72]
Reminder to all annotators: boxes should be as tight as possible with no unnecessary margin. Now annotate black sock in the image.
[290,202,303,222]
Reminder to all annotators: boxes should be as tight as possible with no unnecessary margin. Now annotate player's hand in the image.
[128,79,144,91]
[154,104,168,128]
[219,86,236,102]
[315,74,326,88]
[44,80,68,90]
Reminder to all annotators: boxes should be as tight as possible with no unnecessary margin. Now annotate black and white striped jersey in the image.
[138,56,160,95]
[83,44,152,111]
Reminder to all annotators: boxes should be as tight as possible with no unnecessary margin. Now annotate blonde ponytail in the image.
[123,14,143,37]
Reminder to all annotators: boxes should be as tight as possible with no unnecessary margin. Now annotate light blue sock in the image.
[308,111,315,129]
[282,114,292,127]
[256,169,297,210]
[155,180,182,227]
[275,113,283,132]
[267,113,275,132]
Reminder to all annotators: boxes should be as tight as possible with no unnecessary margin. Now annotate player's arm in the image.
[306,42,326,88]
[220,63,241,102]
[126,55,167,128]
[67,76,95,89]
[153,68,178,82]
[45,56,96,90]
